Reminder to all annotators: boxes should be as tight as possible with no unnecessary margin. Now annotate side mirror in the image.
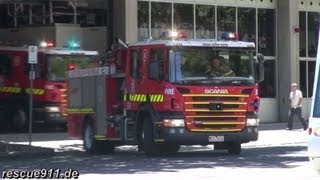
[257,53,264,63]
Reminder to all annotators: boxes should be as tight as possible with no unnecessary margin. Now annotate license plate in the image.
[208,136,224,142]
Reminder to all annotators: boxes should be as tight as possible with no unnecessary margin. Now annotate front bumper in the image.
[160,126,258,145]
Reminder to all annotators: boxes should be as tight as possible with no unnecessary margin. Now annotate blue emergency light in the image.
[221,32,239,41]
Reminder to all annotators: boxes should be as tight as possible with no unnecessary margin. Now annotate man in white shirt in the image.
[288,83,308,130]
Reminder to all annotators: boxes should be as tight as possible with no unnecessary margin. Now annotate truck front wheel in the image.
[82,121,114,154]
[227,142,242,155]
[142,117,162,156]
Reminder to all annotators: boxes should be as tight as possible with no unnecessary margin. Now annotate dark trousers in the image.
[288,107,307,129]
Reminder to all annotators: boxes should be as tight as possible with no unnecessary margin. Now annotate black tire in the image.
[12,108,28,132]
[227,142,242,155]
[142,117,162,156]
[82,121,114,154]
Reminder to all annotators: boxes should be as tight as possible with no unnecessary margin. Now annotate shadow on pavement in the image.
[0,145,308,174]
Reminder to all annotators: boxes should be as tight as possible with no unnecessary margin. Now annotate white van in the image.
[308,34,320,174]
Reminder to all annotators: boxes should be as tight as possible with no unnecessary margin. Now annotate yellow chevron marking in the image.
[160,95,164,102]
[156,95,161,102]
[142,94,146,101]
[0,87,20,93]
[26,88,45,95]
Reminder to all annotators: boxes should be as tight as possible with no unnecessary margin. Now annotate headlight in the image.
[246,118,259,126]
[163,119,185,127]
[45,106,60,112]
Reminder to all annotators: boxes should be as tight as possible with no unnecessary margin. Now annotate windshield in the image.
[47,55,97,82]
[168,47,255,85]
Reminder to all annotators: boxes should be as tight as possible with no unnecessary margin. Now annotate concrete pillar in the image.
[113,0,138,44]
[277,0,300,121]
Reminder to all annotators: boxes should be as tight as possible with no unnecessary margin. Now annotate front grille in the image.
[183,94,248,132]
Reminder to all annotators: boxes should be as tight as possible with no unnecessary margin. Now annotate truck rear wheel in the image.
[12,108,28,132]
[83,121,114,154]
[142,117,162,156]
[227,142,241,155]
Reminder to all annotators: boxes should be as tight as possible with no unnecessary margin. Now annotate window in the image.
[151,2,172,39]
[217,6,236,37]
[308,12,319,57]
[138,1,149,40]
[258,60,276,98]
[149,48,165,80]
[174,3,194,38]
[0,54,11,75]
[196,5,215,39]
[300,61,307,97]
[258,9,275,56]
[309,61,316,97]
[300,61,316,97]
[299,12,306,57]
[130,49,142,78]
[299,11,320,58]
[238,8,256,43]
[47,55,96,82]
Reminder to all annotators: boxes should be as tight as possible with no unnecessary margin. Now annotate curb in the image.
[0,142,54,160]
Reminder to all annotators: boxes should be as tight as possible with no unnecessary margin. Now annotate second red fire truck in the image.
[0,41,98,131]
[67,32,264,155]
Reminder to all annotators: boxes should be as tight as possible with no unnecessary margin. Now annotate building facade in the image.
[113,0,320,123]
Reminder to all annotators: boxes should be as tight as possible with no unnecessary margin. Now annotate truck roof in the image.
[0,46,98,55]
[129,39,255,48]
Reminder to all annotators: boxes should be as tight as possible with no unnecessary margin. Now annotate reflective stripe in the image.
[26,88,45,95]
[67,108,95,114]
[94,135,107,140]
[125,93,164,102]
[0,87,21,93]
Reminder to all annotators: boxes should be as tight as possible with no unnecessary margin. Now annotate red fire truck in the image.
[67,32,264,156]
[0,41,99,131]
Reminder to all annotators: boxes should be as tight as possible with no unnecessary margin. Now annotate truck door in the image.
[126,47,143,110]
[145,46,166,110]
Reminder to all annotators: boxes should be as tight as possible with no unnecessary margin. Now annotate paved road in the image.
[0,143,317,180]
[0,127,319,180]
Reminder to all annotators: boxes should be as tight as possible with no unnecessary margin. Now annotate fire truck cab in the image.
[67,32,264,156]
[0,42,98,131]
